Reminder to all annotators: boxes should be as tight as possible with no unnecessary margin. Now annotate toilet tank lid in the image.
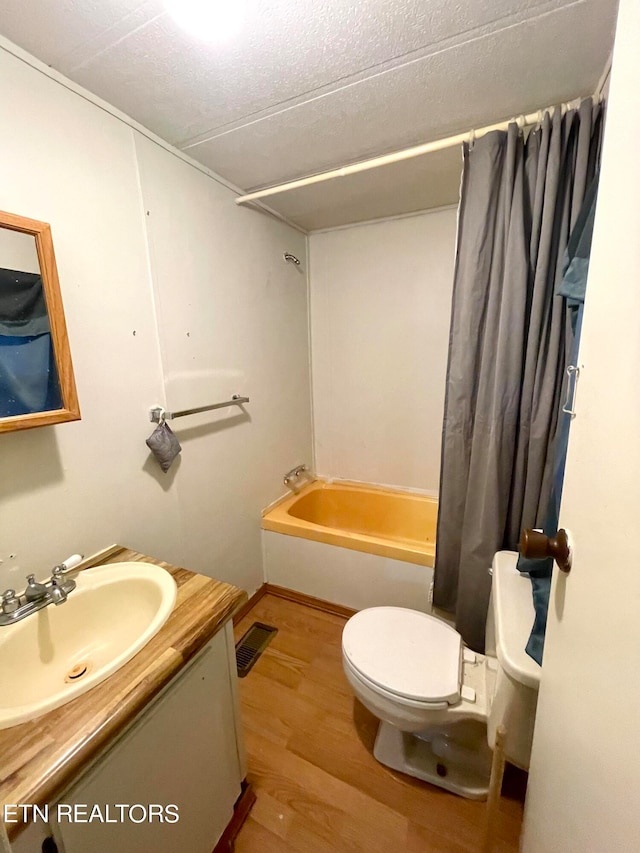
[492,551,541,689]
[342,607,462,703]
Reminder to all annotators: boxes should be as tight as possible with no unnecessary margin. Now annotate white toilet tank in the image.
[485,551,541,770]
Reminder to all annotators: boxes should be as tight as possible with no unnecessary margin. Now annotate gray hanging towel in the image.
[146,421,181,472]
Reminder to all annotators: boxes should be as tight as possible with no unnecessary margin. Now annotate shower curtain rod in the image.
[235,99,584,206]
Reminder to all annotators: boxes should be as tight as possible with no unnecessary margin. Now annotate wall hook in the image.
[283,252,301,266]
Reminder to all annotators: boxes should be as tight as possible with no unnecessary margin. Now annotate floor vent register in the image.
[235,622,278,677]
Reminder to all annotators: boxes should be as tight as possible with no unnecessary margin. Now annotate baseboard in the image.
[234,581,358,622]
[233,584,268,625]
[264,583,357,619]
[212,780,256,852]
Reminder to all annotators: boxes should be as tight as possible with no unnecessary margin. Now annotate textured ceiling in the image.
[267,146,464,232]
[0,0,618,230]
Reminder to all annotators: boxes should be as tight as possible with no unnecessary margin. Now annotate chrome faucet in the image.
[0,555,83,626]
[24,574,48,602]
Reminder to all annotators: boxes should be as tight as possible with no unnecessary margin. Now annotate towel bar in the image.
[149,395,249,423]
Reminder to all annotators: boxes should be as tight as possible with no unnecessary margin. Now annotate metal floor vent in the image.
[235,622,277,677]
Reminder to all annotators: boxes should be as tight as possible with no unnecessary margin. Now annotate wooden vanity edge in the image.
[1,546,246,842]
[232,583,267,624]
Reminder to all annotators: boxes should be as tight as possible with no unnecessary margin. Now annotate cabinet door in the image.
[6,821,52,853]
[52,629,241,853]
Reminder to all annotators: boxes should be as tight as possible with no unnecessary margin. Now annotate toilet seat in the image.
[342,607,462,705]
[343,652,451,710]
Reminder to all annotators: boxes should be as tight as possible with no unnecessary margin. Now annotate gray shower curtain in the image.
[433,100,603,652]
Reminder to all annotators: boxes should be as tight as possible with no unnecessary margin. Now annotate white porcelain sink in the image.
[0,562,177,729]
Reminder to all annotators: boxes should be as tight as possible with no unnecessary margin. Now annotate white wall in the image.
[0,45,312,596]
[309,209,457,493]
[135,135,311,591]
[522,0,640,849]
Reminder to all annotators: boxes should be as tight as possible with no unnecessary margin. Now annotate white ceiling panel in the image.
[0,0,618,228]
[261,145,463,231]
[0,0,149,67]
[186,0,616,191]
[56,0,569,146]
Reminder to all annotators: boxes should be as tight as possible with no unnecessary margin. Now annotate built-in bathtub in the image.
[262,480,437,612]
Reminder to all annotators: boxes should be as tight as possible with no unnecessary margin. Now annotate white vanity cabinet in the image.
[10,621,245,853]
[55,622,242,853]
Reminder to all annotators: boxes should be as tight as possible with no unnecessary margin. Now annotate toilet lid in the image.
[342,607,462,703]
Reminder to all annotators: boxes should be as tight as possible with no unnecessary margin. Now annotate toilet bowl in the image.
[341,551,541,799]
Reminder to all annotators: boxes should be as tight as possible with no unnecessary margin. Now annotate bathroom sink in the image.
[0,562,177,729]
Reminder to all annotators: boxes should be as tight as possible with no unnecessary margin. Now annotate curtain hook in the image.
[537,109,544,126]
[516,114,526,131]
[468,127,476,147]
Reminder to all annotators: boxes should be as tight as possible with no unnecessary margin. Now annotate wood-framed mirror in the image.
[0,210,80,432]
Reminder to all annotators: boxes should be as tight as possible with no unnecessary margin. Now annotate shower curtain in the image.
[433,99,604,652]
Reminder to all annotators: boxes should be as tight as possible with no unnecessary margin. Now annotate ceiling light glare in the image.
[165,0,245,42]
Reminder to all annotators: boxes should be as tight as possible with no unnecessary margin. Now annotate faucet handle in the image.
[49,569,77,598]
[1,589,20,614]
[51,554,84,578]
[50,567,68,586]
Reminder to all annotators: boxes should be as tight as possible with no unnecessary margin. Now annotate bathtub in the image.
[262,480,437,612]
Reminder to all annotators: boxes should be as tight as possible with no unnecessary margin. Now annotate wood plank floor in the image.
[233,594,526,852]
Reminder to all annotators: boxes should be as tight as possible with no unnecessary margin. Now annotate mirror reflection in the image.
[0,228,63,417]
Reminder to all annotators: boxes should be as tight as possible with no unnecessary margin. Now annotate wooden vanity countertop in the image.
[0,546,246,841]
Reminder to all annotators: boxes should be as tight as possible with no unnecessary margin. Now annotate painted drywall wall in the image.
[521,0,640,849]
[309,208,457,493]
[135,134,311,591]
[0,45,311,596]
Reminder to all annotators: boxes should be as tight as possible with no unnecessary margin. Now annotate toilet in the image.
[342,550,541,799]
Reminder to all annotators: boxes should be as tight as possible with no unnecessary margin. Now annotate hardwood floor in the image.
[233,594,526,852]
